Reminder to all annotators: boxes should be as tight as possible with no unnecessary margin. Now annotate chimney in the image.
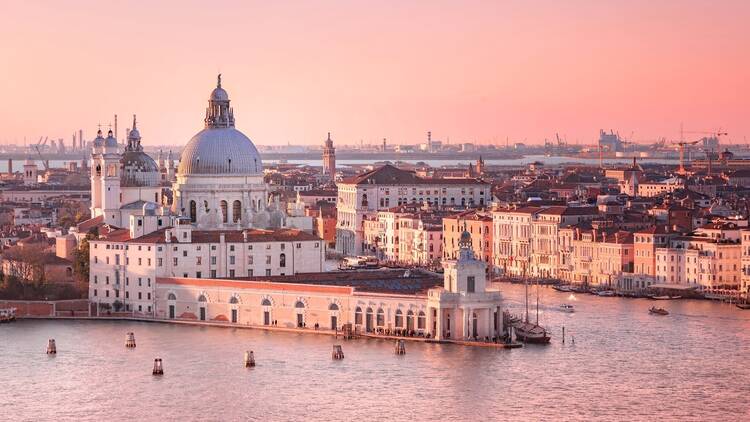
[165,230,172,243]
[7,159,12,175]
[615,232,620,243]
[243,230,248,242]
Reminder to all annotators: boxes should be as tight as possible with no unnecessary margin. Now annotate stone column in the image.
[435,308,442,340]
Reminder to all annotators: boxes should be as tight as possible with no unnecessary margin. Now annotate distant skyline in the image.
[1,0,748,147]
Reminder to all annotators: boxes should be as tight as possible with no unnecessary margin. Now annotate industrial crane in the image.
[671,140,700,175]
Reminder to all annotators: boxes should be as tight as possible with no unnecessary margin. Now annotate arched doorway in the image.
[295,301,305,327]
[198,294,207,320]
[261,298,272,325]
[229,296,239,323]
[189,200,197,223]
[167,293,177,319]
[406,310,414,332]
[365,307,373,332]
[471,312,478,339]
[328,303,339,330]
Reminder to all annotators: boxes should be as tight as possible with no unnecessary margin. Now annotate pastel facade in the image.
[336,164,490,256]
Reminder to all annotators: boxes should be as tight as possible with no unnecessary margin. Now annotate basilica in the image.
[89,75,293,231]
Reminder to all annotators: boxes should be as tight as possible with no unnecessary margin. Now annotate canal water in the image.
[2,284,749,421]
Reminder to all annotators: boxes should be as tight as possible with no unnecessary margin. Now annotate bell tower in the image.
[101,129,122,226]
[322,132,336,179]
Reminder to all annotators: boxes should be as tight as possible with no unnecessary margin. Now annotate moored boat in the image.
[649,307,669,315]
[737,303,750,310]
[596,290,616,297]
[559,304,575,313]
[553,285,572,292]
[513,321,551,343]
[652,295,681,300]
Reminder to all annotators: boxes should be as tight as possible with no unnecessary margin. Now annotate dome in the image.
[178,75,262,176]
[178,127,262,175]
[210,86,229,102]
[93,130,105,148]
[121,151,159,186]
[104,130,118,148]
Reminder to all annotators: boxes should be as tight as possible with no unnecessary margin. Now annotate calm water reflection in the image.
[2,284,749,421]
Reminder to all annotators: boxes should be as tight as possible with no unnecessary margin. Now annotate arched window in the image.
[204,200,209,212]
[417,311,426,329]
[376,308,385,326]
[167,293,177,300]
[295,301,305,309]
[229,296,239,304]
[361,194,368,207]
[189,200,197,223]
[198,294,207,302]
[279,253,286,268]
[406,310,414,330]
[355,306,363,325]
[395,309,403,327]
[261,298,272,306]
[233,200,241,223]
[329,303,339,311]
[220,200,228,223]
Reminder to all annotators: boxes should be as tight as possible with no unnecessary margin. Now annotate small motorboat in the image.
[596,290,616,297]
[553,285,572,292]
[652,295,681,300]
[736,303,750,310]
[559,304,575,313]
[649,307,669,315]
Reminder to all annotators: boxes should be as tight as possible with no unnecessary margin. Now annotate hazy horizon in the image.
[1,0,748,147]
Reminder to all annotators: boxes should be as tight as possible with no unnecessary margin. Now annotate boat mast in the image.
[524,266,529,323]
[536,279,540,325]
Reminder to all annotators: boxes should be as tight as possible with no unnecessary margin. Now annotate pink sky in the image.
[0,0,748,147]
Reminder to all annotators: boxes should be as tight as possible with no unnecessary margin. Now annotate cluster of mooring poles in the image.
[47,332,409,373]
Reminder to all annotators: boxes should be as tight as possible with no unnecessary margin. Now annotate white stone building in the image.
[89,214,324,315]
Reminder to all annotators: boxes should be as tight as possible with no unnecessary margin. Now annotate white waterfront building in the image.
[86,76,320,314]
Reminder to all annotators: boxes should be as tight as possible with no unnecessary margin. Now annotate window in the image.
[376,309,385,326]
[279,253,286,268]
[266,255,271,265]
[211,270,217,278]
[196,271,202,278]
[233,200,241,223]
[183,251,187,257]
[467,276,475,293]
[229,269,235,277]
[247,269,253,277]
[265,269,271,276]
[395,309,403,327]
[197,257,202,265]
[248,256,253,264]
[173,258,178,266]
[220,200,228,223]
[157,258,163,267]
[418,311,426,329]
[230,245,235,252]
[93,289,97,297]
[229,256,235,265]
[211,256,217,265]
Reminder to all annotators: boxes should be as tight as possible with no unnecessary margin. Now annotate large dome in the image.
[178,75,262,176]
[178,127,262,175]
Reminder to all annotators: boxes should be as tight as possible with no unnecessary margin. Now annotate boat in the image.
[559,304,575,313]
[651,295,681,300]
[0,308,17,323]
[553,285,572,292]
[596,290,616,297]
[737,303,750,310]
[512,278,551,344]
[649,307,669,315]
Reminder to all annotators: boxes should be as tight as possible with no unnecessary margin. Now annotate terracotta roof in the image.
[341,164,487,186]
[160,268,442,296]
[537,206,599,216]
[96,227,322,244]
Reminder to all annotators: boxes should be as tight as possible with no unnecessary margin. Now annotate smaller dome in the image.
[128,127,141,141]
[460,230,472,245]
[93,130,105,147]
[104,130,118,148]
[210,87,229,102]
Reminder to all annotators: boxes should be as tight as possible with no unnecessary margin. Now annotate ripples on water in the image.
[1,284,749,422]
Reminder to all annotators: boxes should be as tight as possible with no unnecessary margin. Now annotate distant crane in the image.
[671,140,700,174]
